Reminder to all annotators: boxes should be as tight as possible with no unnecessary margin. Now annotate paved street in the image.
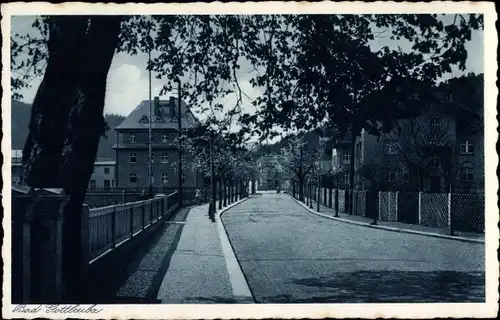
[221,193,485,303]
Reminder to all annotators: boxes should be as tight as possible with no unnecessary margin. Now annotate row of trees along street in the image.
[11,14,483,296]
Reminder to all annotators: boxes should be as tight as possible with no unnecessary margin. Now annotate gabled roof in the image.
[115,98,198,130]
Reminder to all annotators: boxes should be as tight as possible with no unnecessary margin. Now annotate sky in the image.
[11,15,484,131]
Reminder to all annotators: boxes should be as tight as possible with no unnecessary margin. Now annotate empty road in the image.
[221,192,485,303]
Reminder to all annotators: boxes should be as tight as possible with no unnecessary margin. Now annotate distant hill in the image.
[11,100,125,161]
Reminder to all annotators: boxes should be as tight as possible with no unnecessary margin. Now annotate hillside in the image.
[11,101,125,160]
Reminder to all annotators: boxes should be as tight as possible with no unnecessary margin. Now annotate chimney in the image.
[154,96,160,117]
[169,96,175,117]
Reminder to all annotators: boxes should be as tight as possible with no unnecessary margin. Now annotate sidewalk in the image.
[155,203,234,303]
[114,198,254,304]
[291,194,484,243]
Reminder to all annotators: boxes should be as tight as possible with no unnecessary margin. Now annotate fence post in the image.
[317,186,320,212]
[150,199,154,224]
[329,188,332,208]
[378,191,382,221]
[29,189,67,302]
[395,191,399,222]
[142,203,146,230]
[448,191,454,236]
[418,191,422,225]
[80,204,90,295]
[112,206,117,248]
[130,205,134,238]
[334,189,339,216]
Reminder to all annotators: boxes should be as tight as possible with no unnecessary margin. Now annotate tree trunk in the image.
[22,16,122,301]
[298,177,304,201]
[218,177,223,209]
[222,176,226,206]
[348,122,360,215]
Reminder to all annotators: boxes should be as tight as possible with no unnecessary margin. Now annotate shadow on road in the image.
[261,270,484,303]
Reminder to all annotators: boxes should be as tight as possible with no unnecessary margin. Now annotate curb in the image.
[286,193,485,244]
[215,196,255,304]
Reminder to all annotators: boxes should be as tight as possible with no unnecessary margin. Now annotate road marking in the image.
[216,197,255,303]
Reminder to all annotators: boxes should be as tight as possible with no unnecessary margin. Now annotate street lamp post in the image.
[177,79,183,207]
[317,136,326,212]
[147,48,153,197]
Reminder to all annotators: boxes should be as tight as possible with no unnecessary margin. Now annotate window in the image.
[402,168,410,182]
[161,134,168,143]
[104,180,110,189]
[388,171,397,182]
[343,171,349,184]
[459,140,475,155]
[162,173,168,184]
[90,180,96,189]
[138,115,149,123]
[384,141,398,155]
[161,153,168,163]
[129,133,136,143]
[129,153,137,163]
[343,152,351,165]
[431,153,440,168]
[154,116,165,123]
[356,142,362,158]
[129,173,137,183]
[104,167,110,174]
[460,163,474,181]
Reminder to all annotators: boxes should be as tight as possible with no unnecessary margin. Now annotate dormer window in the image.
[154,116,165,123]
[138,115,149,123]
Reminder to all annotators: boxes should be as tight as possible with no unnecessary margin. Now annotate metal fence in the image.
[87,191,179,261]
[419,192,449,229]
[379,192,398,222]
[85,187,205,208]
[287,184,484,235]
[451,193,485,233]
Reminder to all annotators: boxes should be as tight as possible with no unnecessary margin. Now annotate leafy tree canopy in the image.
[12,14,483,142]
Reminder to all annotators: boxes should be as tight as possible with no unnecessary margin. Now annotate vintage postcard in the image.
[1,1,498,319]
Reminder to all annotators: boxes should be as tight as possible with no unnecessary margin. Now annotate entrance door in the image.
[104,179,111,189]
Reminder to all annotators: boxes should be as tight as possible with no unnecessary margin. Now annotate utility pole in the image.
[210,135,216,220]
[148,48,153,196]
[177,79,183,206]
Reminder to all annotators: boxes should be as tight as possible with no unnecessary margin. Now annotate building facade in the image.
[113,97,202,191]
[12,150,119,190]
[88,160,116,189]
[331,92,484,193]
[257,155,284,190]
[11,149,23,185]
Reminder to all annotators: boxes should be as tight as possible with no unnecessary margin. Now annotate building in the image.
[332,86,484,193]
[331,132,353,189]
[257,155,284,190]
[88,160,116,189]
[11,149,23,185]
[113,97,201,191]
[12,150,118,190]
